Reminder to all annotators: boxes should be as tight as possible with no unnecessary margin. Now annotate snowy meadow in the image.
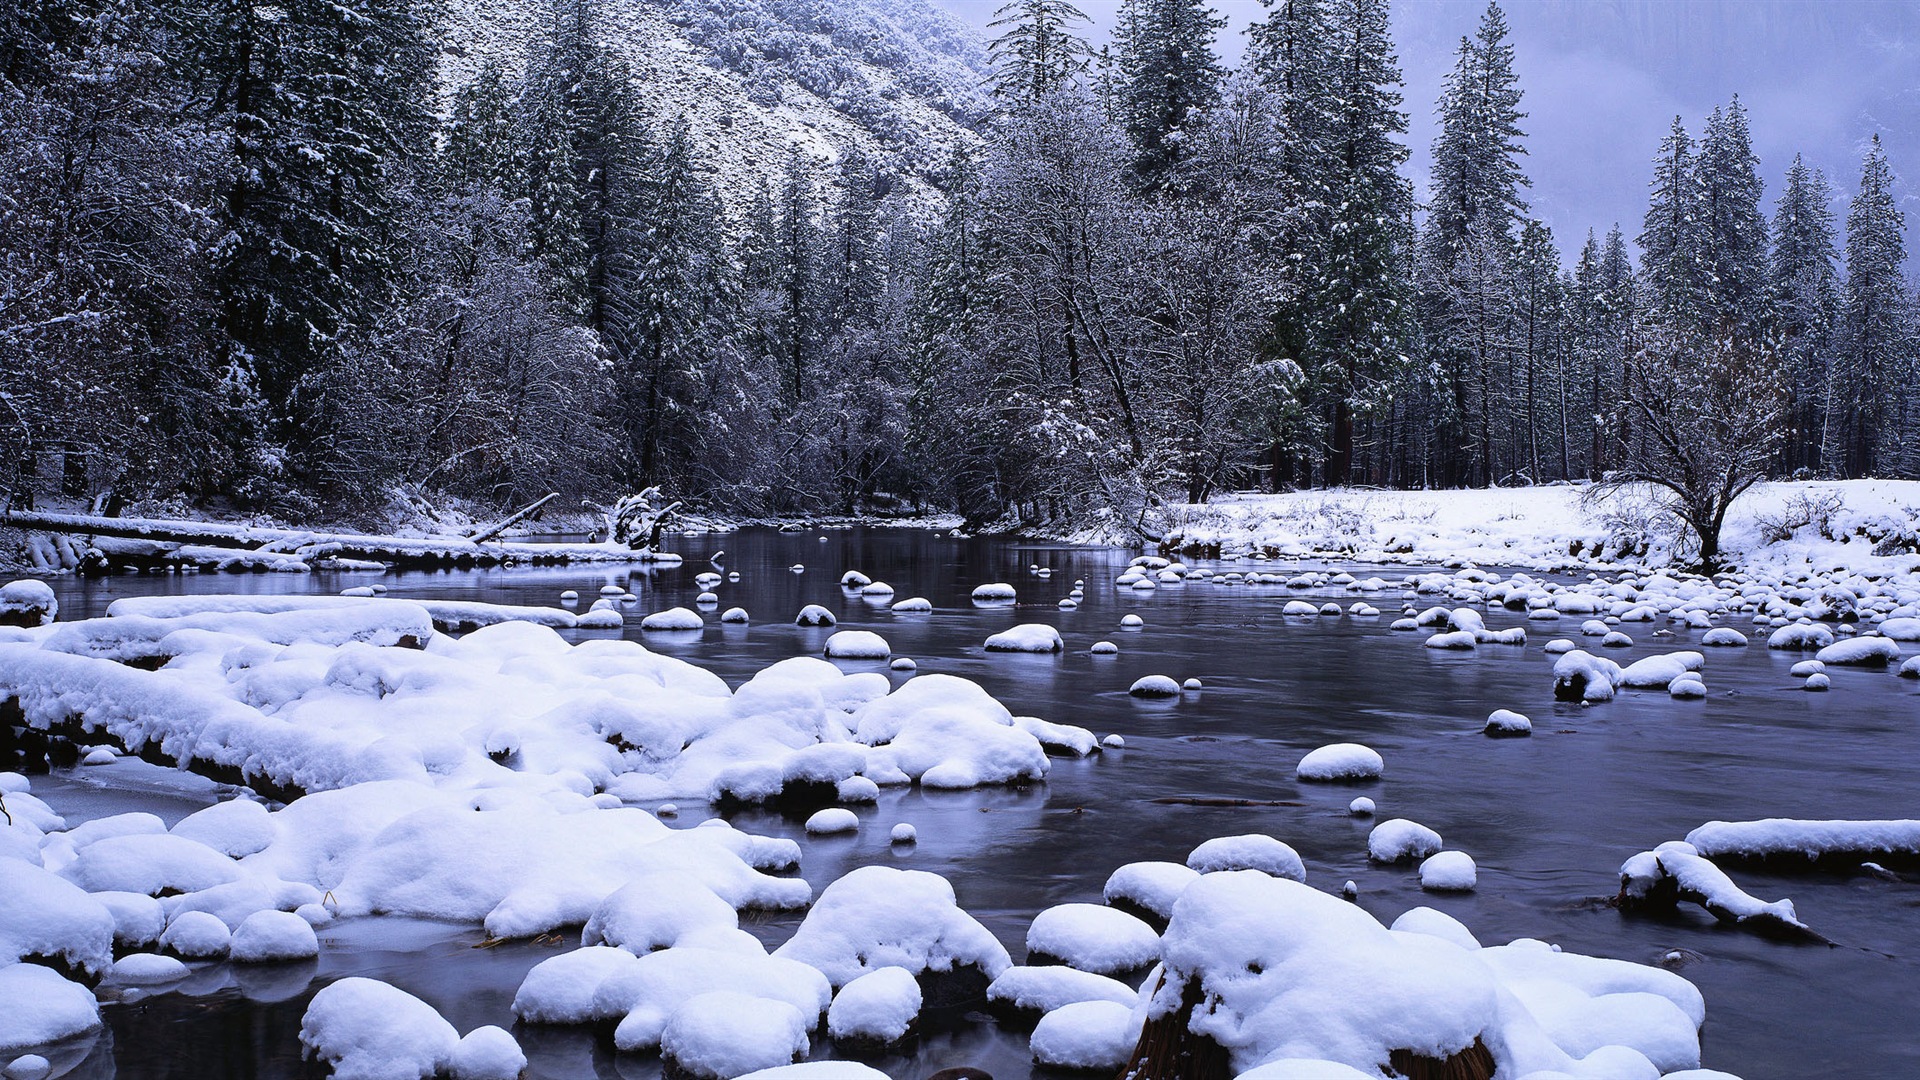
[2,506,1918,1079]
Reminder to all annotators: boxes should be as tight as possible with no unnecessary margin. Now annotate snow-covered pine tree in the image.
[773,146,823,407]
[986,0,1093,104]
[1417,0,1528,487]
[1113,0,1225,189]
[1828,136,1911,478]
[1638,117,1706,335]
[1692,98,1769,336]
[1768,154,1839,474]
[1308,0,1413,487]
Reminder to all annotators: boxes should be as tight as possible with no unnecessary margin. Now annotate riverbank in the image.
[1146,479,1920,577]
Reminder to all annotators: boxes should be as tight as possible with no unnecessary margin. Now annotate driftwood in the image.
[468,492,559,544]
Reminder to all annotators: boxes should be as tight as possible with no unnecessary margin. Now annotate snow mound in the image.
[1485,709,1532,737]
[300,977,457,1080]
[890,597,933,612]
[1187,834,1306,882]
[795,605,837,626]
[581,874,738,953]
[1684,818,1920,865]
[660,991,808,1079]
[971,583,1017,602]
[1025,903,1159,976]
[450,1027,524,1080]
[986,965,1137,1028]
[171,799,277,858]
[773,866,1010,996]
[1296,743,1383,782]
[1369,819,1444,863]
[1552,649,1624,702]
[639,607,703,631]
[1420,851,1477,891]
[0,965,99,1051]
[826,966,920,1049]
[1815,636,1901,667]
[823,630,890,659]
[984,623,1064,653]
[1103,861,1201,927]
[0,580,57,628]
[230,909,319,963]
[805,808,859,835]
[159,910,231,958]
[0,861,115,980]
[1701,628,1748,647]
[1129,675,1181,697]
[1619,651,1705,689]
[1030,999,1138,1069]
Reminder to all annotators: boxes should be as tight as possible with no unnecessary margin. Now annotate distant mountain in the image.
[440,0,993,199]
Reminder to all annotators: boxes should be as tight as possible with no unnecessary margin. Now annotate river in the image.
[21,526,1920,1078]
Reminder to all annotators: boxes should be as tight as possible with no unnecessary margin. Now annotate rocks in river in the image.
[662,990,809,1080]
[1030,999,1138,1070]
[1295,743,1383,782]
[890,596,933,613]
[639,607,702,631]
[1368,819,1443,863]
[970,583,1016,604]
[823,630,890,660]
[300,977,458,1080]
[1186,834,1305,882]
[805,808,858,836]
[1484,709,1531,737]
[827,966,920,1054]
[1024,903,1159,977]
[1128,675,1180,698]
[1419,851,1477,892]
[983,624,1063,653]
[985,965,1136,1030]
[795,604,836,626]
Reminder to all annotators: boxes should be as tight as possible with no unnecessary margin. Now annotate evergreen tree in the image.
[772,147,822,406]
[1829,136,1910,477]
[174,0,436,495]
[1417,0,1528,486]
[1638,116,1705,330]
[986,0,1092,103]
[1693,98,1769,334]
[1768,155,1839,473]
[1114,0,1225,188]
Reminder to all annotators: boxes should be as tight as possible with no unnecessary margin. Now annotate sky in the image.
[933,0,1920,267]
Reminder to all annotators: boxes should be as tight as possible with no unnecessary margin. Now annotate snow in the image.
[1129,675,1181,697]
[604,948,832,1052]
[987,965,1138,1022]
[1552,649,1625,702]
[1390,906,1481,951]
[890,823,916,843]
[1103,861,1201,925]
[1349,797,1375,816]
[230,909,320,962]
[1090,640,1119,654]
[580,873,738,953]
[639,606,703,631]
[0,861,115,979]
[805,808,859,835]
[1814,636,1901,666]
[171,799,277,858]
[1296,743,1384,782]
[1619,651,1705,689]
[105,952,190,985]
[826,966,921,1046]
[736,1066,889,1080]
[0,965,100,1051]
[1187,835,1307,882]
[660,991,808,1079]
[721,607,750,623]
[971,582,1017,602]
[159,909,231,958]
[1025,903,1160,975]
[1684,818,1920,862]
[1486,709,1532,736]
[1701,627,1748,647]
[795,605,837,626]
[1369,819,1444,863]
[1419,851,1478,891]
[890,596,933,612]
[983,623,1064,652]
[0,581,57,628]
[773,866,1010,987]
[449,1027,524,1080]
[300,977,458,1080]
[1030,999,1138,1069]
[822,630,890,659]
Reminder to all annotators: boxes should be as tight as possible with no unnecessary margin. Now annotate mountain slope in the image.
[440,0,992,199]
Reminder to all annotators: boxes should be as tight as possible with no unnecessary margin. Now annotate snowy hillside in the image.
[440,0,991,198]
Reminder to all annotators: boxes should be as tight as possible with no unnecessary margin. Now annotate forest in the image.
[0,0,1914,534]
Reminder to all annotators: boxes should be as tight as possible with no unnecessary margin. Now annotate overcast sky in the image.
[935,0,1920,267]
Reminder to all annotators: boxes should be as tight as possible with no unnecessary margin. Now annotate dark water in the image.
[26,527,1920,1079]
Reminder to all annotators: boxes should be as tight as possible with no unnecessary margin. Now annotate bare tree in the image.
[1591,321,1785,570]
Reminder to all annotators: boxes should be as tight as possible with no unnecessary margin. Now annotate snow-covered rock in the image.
[0,965,99,1051]
[822,630,890,660]
[230,909,320,963]
[300,978,458,1080]
[983,623,1064,653]
[660,991,808,1079]
[773,866,1009,1002]
[1128,675,1181,698]
[1187,834,1306,882]
[1368,819,1444,863]
[1024,903,1159,976]
[971,583,1016,603]
[1030,999,1138,1070]
[1419,851,1477,891]
[794,605,836,626]
[1296,743,1383,782]
[1485,709,1532,737]
[826,966,920,1051]
[0,581,56,628]
[1814,636,1901,667]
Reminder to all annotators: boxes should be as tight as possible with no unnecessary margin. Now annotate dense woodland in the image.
[0,0,1914,533]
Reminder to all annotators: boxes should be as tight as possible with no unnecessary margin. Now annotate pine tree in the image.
[1638,117,1705,331]
[1304,0,1413,487]
[174,0,437,496]
[1417,0,1528,486]
[1693,98,1768,334]
[986,0,1092,103]
[1114,0,1225,188]
[773,146,822,406]
[1768,155,1839,473]
[1829,136,1910,477]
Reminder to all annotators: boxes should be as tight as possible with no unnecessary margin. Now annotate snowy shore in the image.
[1149,479,1920,576]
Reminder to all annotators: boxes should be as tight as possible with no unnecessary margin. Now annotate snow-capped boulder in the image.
[300,978,458,1080]
[823,630,890,660]
[1186,834,1306,882]
[1024,903,1159,977]
[983,623,1064,653]
[1296,743,1383,782]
